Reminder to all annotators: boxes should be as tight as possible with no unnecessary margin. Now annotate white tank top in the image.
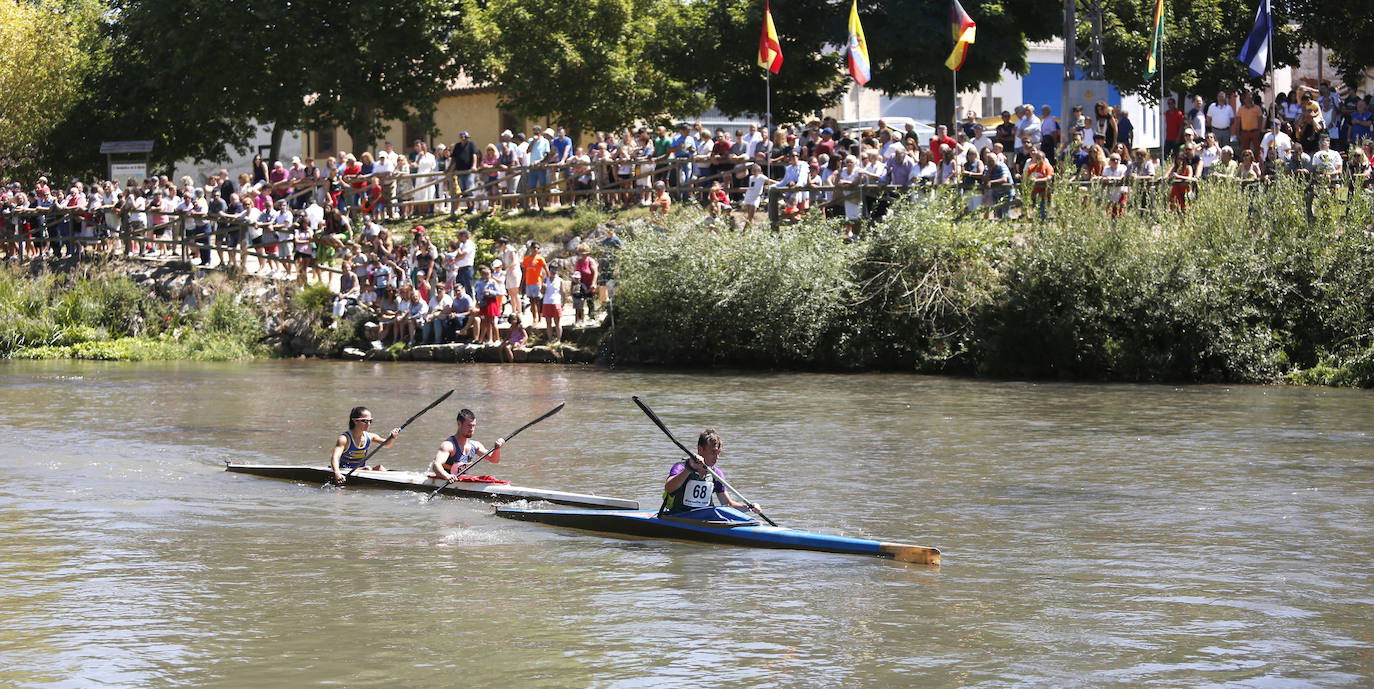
[542,276,562,305]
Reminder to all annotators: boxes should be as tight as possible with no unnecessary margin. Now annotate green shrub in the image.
[614,218,855,365]
[0,262,267,361]
[611,176,1374,383]
[836,190,1013,371]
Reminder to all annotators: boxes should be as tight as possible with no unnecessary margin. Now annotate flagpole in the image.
[953,70,958,130]
[1265,0,1274,115]
[766,71,772,134]
[1159,1,1165,163]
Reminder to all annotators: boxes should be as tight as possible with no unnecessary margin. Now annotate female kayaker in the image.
[662,429,760,515]
[330,406,401,484]
[431,409,505,482]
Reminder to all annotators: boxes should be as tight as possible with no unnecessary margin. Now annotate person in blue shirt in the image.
[526,129,552,210]
[1115,109,1134,150]
[1350,99,1372,147]
[985,151,1013,218]
[670,124,695,192]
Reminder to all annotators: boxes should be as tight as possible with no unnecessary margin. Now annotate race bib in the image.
[683,477,713,508]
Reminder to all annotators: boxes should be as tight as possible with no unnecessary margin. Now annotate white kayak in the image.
[223,463,639,510]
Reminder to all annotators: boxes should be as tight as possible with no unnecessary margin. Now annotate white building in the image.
[829,39,1163,148]
[171,121,308,185]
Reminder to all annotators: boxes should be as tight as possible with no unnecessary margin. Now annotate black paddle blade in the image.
[632,396,694,457]
[401,389,455,429]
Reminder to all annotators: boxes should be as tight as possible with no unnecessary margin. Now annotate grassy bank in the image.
[0,260,277,361]
[612,179,1374,386]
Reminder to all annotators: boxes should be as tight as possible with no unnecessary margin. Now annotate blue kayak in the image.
[493,505,941,564]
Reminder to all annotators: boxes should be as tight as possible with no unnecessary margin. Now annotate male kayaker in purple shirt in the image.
[662,428,760,515]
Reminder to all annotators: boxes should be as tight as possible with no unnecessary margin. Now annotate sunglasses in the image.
[352,418,374,423]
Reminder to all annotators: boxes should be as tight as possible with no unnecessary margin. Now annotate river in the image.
[1,360,1371,688]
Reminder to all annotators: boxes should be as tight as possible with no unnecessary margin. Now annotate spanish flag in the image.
[758,0,783,74]
[1144,0,1164,79]
[945,0,976,71]
[846,0,871,85]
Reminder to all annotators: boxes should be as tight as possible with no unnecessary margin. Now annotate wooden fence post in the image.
[178,214,188,262]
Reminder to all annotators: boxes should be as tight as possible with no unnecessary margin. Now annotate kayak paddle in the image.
[631,395,779,527]
[427,401,566,499]
[331,389,454,486]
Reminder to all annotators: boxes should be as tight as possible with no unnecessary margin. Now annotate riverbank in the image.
[610,179,1374,387]
[0,255,275,360]
[5,179,1373,386]
[0,253,610,363]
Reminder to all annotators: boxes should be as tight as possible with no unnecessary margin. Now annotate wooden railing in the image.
[0,207,345,278]
[6,163,1365,271]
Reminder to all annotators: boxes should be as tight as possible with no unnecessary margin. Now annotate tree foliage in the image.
[653,0,847,124]
[467,0,709,137]
[0,0,103,176]
[1099,0,1300,101]
[38,0,462,178]
[308,1,464,151]
[1289,0,1374,90]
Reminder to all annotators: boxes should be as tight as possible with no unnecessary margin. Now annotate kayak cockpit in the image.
[656,505,759,528]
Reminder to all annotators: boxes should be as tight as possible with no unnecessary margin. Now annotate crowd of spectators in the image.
[740,85,1372,227]
[3,82,1369,274]
[331,223,623,351]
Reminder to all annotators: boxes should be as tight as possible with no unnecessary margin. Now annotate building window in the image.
[499,111,519,137]
[403,122,423,151]
[982,96,1003,117]
[317,129,336,158]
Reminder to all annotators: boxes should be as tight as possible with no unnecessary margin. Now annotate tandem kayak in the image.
[494,505,941,564]
[224,463,639,510]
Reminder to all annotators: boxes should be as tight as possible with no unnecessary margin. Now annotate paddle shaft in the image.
[428,402,566,498]
[631,396,779,527]
[335,389,454,485]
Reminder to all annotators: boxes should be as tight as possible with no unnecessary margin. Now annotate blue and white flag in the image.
[1238,0,1272,78]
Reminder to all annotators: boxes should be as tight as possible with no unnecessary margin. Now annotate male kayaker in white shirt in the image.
[431,409,504,482]
[330,406,401,484]
[661,428,760,514]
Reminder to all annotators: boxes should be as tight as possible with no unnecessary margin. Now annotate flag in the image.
[758,0,783,74]
[1144,0,1164,79]
[1237,0,1272,78]
[945,0,976,71]
[846,0,871,85]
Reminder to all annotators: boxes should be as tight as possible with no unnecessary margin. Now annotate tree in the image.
[39,0,465,178]
[466,0,709,140]
[657,0,1061,128]
[40,0,314,176]
[1289,0,1374,90]
[0,0,103,177]
[1098,0,1300,103]
[307,1,465,152]
[860,0,1062,127]
[652,0,848,125]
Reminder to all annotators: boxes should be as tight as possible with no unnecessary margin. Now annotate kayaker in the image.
[330,406,401,484]
[431,409,505,482]
[662,428,761,515]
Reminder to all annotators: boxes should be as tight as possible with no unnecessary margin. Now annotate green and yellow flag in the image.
[1143,0,1164,79]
